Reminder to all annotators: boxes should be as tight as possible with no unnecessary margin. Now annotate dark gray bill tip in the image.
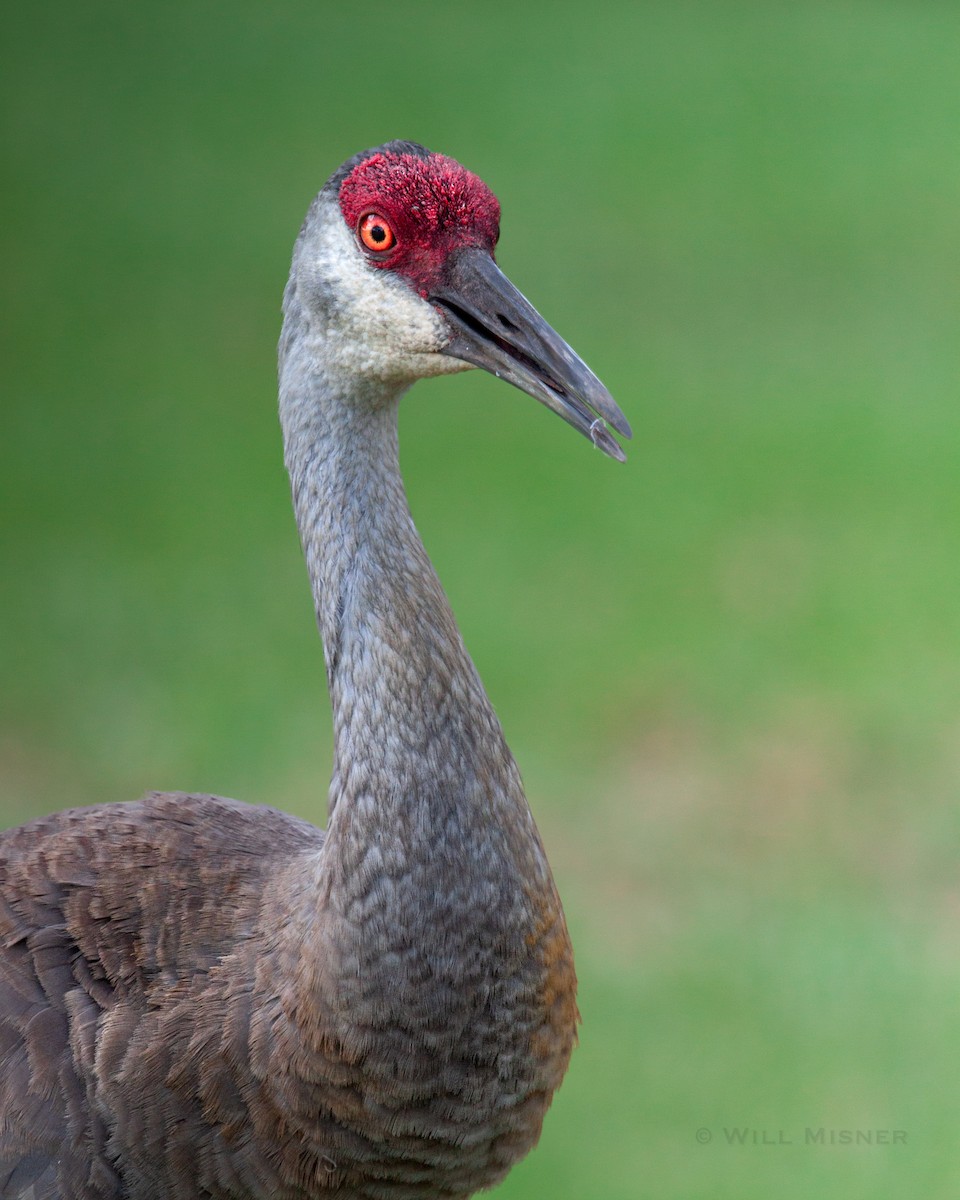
[432,249,631,463]
[588,418,628,463]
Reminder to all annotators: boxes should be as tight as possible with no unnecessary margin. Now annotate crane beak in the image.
[431,248,631,461]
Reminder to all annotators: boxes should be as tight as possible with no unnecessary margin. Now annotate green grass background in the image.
[3,2,960,1195]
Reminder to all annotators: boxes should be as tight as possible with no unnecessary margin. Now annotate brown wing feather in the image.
[0,793,323,1199]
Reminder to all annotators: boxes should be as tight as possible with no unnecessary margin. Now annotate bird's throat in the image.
[278,339,524,859]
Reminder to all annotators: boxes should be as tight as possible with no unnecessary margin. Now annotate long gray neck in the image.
[278,289,525,861]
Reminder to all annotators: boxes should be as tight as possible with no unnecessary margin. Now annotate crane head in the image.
[294,141,630,460]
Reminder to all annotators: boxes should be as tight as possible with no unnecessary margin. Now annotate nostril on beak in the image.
[497,312,518,333]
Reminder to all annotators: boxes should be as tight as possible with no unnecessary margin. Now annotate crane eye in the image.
[358,213,396,253]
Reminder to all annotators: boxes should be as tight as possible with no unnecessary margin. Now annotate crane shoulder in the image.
[0,792,324,1199]
[1,792,323,985]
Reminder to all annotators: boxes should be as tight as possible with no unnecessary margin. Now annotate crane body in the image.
[0,142,629,1199]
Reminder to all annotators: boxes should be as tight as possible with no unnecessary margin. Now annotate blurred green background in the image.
[3,2,960,1196]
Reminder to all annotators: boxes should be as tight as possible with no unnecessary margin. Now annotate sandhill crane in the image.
[0,141,630,1200]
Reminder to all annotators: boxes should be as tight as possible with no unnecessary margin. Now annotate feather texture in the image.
[0,143,597,1200]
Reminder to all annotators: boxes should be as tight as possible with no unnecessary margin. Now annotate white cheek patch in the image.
[298,197,464,382]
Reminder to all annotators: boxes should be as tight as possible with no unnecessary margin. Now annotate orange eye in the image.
[359,212,396,252]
